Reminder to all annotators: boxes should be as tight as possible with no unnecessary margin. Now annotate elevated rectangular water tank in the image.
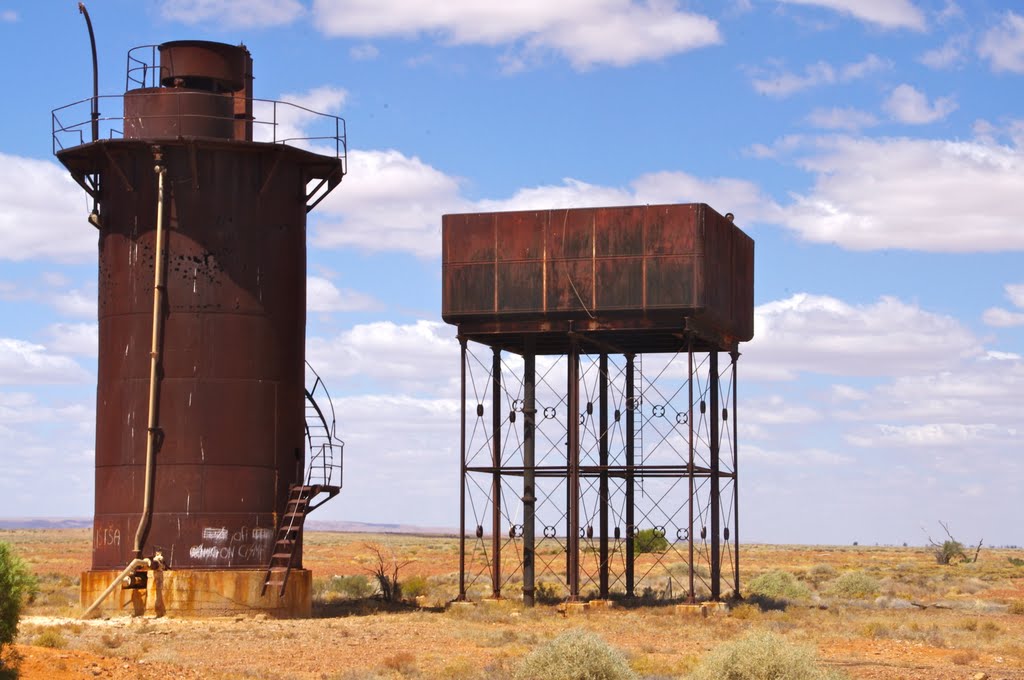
[442,203,754,348]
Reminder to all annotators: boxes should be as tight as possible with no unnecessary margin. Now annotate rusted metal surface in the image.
[446,202,752,605]
[124,88,236,139]
[157,41,251,93]
[442,204,754,353]
[54,40,344,576]
[81,568,312,618]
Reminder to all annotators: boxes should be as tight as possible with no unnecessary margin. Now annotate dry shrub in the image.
[513,629,636,680]
[746,570,811,603]
[381,650,417,675]
[826,570,880,600]
[401,575,429,600]
[730,603,761,620]
[805,564,836,587]
[31,628,66,649]
[689,630,846,680]
[950,649,978,665]
[1008,600,1024,615]
[100,632,124,649]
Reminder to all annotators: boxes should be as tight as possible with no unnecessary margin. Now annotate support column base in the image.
[80,569,311,618]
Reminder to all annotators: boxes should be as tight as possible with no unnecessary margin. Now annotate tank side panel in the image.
[92,144,307,570]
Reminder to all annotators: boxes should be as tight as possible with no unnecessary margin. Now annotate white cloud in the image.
[750,54,888,97]
[777,0,926,31]
[311,144,783,258]
[253,86,348,150]
[978,11,1024,74]
[46,323,98,357]
[0,10,17,22]
[50,289,95,318]
[744,444,851,466]
[0,338,90,384]
[744,395,821,425]
[883,84,957,124]
[982,307,1024,327]
[847,423,1016,448]
[311,0,721,69]
[161,0,304,28]
[311,149,468,257]
[349,44,380,60]
[307,276,377,313]
[0,153,95,262]
[918,35,968,69]
[936,1,962,23]
[307,320,458,394]
[1007,283,1024,307]
[982,282,1024,327]
[780,134,1024,252]
[806,107,878,131]
[744,294,980,381]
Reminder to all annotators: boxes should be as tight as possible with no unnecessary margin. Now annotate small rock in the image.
[972,673,988,680]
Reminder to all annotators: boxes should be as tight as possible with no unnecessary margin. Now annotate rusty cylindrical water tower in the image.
[53,39,346,617]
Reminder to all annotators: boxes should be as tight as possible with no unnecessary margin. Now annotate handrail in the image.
[51,92,348,169]
[303,360,344,490]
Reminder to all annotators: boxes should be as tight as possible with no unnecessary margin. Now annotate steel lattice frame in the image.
[457,335,741,604]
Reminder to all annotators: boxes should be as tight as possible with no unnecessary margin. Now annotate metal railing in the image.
[51,92,347,170]
[304,360,344,491]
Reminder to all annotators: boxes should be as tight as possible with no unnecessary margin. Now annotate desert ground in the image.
[2,529,1023,679]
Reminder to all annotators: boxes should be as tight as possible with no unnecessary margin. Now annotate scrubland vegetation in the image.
[2,529,1023,679]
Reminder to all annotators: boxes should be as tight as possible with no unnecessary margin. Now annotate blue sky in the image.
[1,0,1022,545]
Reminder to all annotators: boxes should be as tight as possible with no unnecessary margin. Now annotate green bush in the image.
[935,540,967,565]
[32,628,67,649]
[746,570,810,602]
[688,630,846,680]
[805,564,836,586]
[513,629,636,680]
[0,542,37,659]
[633,528,669,555]
[401,575,429,600]
[827,571,880,599]
[323,574,374,599]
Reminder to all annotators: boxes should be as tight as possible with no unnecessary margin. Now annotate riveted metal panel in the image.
[442,203,755,348]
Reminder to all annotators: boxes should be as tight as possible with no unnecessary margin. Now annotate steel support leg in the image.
[687,339,695,603]
[710,350,721,601]
[458,337,467,601]
[491,348,502,598]
[567,343,580,600]
[599,353,609,599]
[523,345,536,606]
[625,353,635,597]
[732,349,740,599]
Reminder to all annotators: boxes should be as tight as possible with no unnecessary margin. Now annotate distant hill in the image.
[0,517,454,535]
[0,518,92,529]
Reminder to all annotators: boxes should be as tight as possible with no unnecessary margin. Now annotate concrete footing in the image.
[674,601,728,617]
[80,568,312,618]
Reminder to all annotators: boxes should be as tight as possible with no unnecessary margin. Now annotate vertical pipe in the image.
[78,3,99,143]
[709,350,721,600]
[491,348,502,598]
[458,337,467,600]
[625,353,635,597]
[567,342,580,600]
[687,339,695,603]
[598,353,609,599]
[732,350,740,598]
[522,344,536,606]
[133,152,166,559]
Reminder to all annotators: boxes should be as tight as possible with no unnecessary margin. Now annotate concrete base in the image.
[81,569,312,618]
[674,601,728,617]
[563,602,588,615]
[587,600,614,610]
